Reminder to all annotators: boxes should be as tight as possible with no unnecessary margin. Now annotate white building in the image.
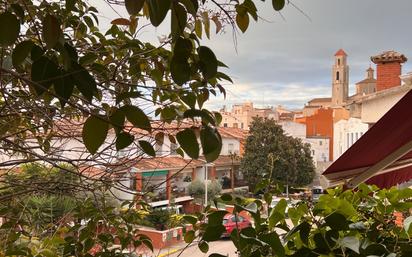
[279,121,306,139]
[333,118,369,161]
[303,137,329,164]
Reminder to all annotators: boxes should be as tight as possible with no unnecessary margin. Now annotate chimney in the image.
[371,51,407,92]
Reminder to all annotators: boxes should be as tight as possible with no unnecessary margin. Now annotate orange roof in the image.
[218,127,247,140]
[335,49,347,56]
[135,157,204,171]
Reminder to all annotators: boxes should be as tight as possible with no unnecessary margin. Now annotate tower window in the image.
[337,59,340,65]
[336,71,340,81]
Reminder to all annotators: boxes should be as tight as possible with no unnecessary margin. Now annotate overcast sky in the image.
[98,0,412,110]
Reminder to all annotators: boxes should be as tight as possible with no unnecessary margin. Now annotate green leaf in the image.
[207,210,228,224]
[79,53,98,66]
[272,0,285,11]
[171,56,190,85]
[179,0,198,16]
[31,56,59,95]
[198,46,218,79]
[12,40,34,68]
[174,37,193,58]
[83,115,109,154]
[121,105,151,132]
[339,236,360,254]
[183,215,197,225]
[171,3,187,37]
[202,225,225,241]
[201,11,210,39]
[0,12,20,46]
[236,13,249,33]
[184,230,195,243]
[198,240,209,253]
[259,232,285,257]
[147,0,171,27]
[200,126,222,162]
[125,0,145,15]
[116,132,134,150]
[404,216,412,235]
[139,140,156,157]
[220,193,232,202]
[324,212,349,231]
[70,62,97,101]
[42,15,62,49]
[243,0,258,21]
[54,70,75,107]
[176,128,199,159]
[269,199,287,228]
[110,108,126,134]
[195,19,202,38]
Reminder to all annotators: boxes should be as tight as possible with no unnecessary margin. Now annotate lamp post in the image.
[204,163,208,206]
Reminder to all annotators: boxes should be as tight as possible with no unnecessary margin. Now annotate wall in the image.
[360,86,410,124]
[279,121,306,139]
[303,137,329,163]
[333,118,369,161]
[220,138,241,155]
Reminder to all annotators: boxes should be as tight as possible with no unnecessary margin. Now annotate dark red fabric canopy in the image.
[323,88,412,188]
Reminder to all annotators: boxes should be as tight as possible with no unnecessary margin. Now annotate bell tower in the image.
[332,49,349,106]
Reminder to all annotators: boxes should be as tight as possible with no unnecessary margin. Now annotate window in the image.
[351,133,354,146]
[223,123,228,127]
[228,143,234,154]
[337,59,341,65]
[170,143,178,155]
[319,141,323,146]
[241,123,244,129]
[312,150,315,156]
[336,71,340,81]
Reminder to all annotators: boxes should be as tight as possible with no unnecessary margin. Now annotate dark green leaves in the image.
[125,0,145,15]
[139,140,156,157]
[121,105,151,132]
[184,230,195,243]
[176,128,199,159]
[236,13,249,33]
[83,116,109,154]
[147,0,171,27]
[324,212,349,231]
[171,37,193,85]
[197,46,218,80]
[200,126,222,162]
[116,132,134,150]
[12,40,34,68]
[70,62,97,101]
[54,69,75,107]
[0,12,20,46]
[42,15,62,49]
[31,56,59,95]
[171,3,187,37]
[272,0,285,11]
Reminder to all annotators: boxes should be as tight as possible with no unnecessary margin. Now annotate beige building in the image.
[219,102,279,130]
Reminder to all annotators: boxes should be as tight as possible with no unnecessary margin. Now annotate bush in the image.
[188,179,222,204]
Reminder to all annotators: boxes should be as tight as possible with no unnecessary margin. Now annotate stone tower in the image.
[332,49,349,106]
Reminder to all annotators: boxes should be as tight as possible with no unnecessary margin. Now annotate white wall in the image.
[221,138,241,155]
[279,121,306,139]
[303,137,329,163]
[333,118,369,161]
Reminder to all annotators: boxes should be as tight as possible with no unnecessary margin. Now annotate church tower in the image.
[332,49,349,106]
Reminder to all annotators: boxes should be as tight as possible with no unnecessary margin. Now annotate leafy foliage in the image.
[241,118,315,190]
[188,179,222,204]
[185,184,412,257]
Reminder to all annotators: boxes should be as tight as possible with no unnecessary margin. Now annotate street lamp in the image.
[201,160,214,206]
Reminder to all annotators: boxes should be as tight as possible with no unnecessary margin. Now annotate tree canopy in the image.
[241,117,315,190]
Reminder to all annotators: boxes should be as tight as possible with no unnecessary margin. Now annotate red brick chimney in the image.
[371,51,407,92]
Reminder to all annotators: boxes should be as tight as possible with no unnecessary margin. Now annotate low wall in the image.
[137,225,192,249]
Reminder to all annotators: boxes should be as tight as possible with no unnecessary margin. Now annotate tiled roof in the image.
[134,157,204,171]
[356,78,376,84]
[218,127,247,140]
[308,97,332,103]
[371,51,407,64]
[335,49,347,56]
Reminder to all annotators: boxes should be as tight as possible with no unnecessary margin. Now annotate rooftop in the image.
[335,49,347,56]
[371,50,407,64]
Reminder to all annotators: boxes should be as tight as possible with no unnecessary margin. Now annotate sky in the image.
[97,0,412,110]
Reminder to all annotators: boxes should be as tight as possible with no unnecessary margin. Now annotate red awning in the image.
[323,88,412,188]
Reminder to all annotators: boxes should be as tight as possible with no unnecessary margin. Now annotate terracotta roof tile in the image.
[335,49,347,56]
[371,51,407,64]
